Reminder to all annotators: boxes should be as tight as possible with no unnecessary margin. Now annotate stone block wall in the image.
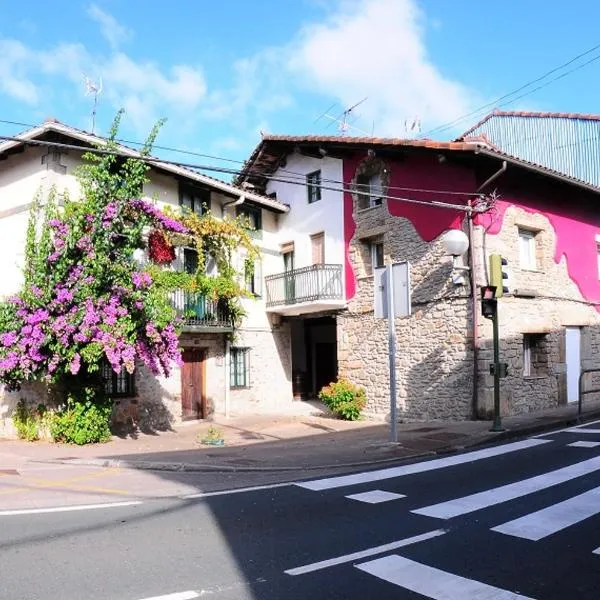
[339,200,474,421]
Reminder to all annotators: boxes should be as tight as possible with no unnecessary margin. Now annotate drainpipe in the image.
[469,160,508,419]
[224,339,231,418]
[223,195,245,214]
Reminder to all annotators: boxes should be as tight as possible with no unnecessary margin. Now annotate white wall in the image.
[265,153,345,276]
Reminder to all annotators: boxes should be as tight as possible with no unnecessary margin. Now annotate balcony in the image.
[170,289,233,332]
[265,264,345,316]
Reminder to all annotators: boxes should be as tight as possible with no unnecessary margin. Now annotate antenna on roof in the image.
[315,97,369,136]
[403,115,422,136]
[83,75,103,134]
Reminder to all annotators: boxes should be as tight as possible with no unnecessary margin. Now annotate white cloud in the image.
[0,40,39,104]
[287,0,473,136]
[86,4,132,49]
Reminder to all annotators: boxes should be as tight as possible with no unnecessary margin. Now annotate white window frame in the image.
[371,241,385,270]
[523,335,532,377]
[518,228,537,270]
[306,170,322,204]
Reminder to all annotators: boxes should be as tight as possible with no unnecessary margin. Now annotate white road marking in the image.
[564,427,600,434]
[356,555,535,599]
[284,529,446,576]
[296,439,550,491]
[0,501,142,517]
[136,592,199,600]
[492,485,600,540]
[346,490,406,504]
[182,482,290,499]
[593,547,600,555]
[413,455,600,519]
[533,419,600,437]
[568,441,600,448]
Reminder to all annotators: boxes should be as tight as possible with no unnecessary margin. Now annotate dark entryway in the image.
[181,348,207,419]
[291,316,338,399]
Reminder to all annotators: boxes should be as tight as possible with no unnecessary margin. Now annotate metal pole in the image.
[387,264,398,442]
[490,310,504,432]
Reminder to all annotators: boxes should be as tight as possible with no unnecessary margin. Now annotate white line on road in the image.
[346,490,406,503]
[492,485,600,540]
[533,419,600,437]
[0,500,142,517]
[568,441,600,448]
[355,555,536,599]
[413,455,600,520]
[284,529,446,576]
[564,428,600,434]
[182,482,291,500]
[136,592,199,600]
[593,547,600,555]
[295,439,550,491]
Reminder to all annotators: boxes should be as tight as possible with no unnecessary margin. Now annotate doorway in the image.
[565,327,581,403]
[181,348,207,419]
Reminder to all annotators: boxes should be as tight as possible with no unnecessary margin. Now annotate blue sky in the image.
[1,0,600,172]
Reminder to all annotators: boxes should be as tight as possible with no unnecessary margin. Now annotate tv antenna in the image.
[315,97,369,136]
[404,115,422,136]
[83,75,103,134]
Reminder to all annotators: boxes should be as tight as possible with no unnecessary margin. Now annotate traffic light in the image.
[481,285,497,319]
[489,254,509,297]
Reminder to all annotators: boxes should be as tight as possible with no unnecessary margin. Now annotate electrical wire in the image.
[0,133,481,213]
[422,40,600,138]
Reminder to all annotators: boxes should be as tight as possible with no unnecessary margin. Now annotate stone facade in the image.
[338,196,474,421]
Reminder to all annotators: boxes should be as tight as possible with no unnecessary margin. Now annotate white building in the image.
[0,119,316,436]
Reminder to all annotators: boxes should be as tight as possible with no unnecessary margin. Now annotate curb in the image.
[26,411,600,475]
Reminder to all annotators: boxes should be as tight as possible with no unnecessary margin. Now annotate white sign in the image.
[374,262,411,319]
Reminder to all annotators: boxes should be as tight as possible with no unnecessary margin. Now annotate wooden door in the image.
[311,232,325,265]
[181,348,207,419]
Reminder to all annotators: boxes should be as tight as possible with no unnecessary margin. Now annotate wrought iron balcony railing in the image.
[169,289,233,330]
[265,264,344,308]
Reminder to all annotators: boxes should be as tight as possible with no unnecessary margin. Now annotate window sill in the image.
[230,386,250,390]
[523,374,549,380]
[357,275,375,281]
[356,203,384,214]
[519,267,543,273]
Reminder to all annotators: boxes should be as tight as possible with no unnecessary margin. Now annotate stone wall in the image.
[339,199,474,421]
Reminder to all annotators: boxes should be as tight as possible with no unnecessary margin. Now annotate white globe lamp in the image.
[442,229,469,257]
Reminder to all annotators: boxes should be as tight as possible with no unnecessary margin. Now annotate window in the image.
[102,361,135,397]
[311,232,325,265]
[237,204,262,238]
[523,333,548,377]
[230,348,250,388]
[357,173,384,209]
[306,170,322,203]
[244,259,262,297]
[183,248,199,275]
[371,241,385,270]
[518,229,537,270]
[179,183,210,216]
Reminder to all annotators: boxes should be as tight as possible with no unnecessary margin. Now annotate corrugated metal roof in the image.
[458,111,600,188]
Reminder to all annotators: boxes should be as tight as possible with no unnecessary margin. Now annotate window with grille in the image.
[306,170,322,203]
[230,348,250,388]
[102,361,135,397]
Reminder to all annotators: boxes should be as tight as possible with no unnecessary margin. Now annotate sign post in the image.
[375,262,410,443]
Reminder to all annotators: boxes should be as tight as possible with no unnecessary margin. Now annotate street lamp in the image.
[442,229,470,284]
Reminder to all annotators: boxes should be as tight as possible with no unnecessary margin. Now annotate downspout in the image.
[224,339,231,418]
[222,195,245,213]
[469,160,508,420]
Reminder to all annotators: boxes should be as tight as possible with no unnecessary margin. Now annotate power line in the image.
[422,40,600,138]
[0,116,485,197]
[0,133,482,214]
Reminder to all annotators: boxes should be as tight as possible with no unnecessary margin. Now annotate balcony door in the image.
[311,232,325,265]
[283,249,295,304]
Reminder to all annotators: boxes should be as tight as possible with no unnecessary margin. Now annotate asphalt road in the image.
[3,422,600,599]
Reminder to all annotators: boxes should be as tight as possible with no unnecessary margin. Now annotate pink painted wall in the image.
[475,187,600,309]
[343,152,476,299]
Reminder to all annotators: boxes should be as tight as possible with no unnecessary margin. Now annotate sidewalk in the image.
[2,399,600,474]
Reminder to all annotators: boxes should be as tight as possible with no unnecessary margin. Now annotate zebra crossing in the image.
[288,421,600,599]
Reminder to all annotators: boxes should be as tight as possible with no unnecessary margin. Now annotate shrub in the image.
[12,400,40,441]
[50,392,113,445]
[318,378,367,421]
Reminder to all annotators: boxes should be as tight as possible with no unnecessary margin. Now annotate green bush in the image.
[12,400,40,441]
[318,378,366,421]
[50,394,113,445]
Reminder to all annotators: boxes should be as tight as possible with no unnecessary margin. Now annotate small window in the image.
[102,361,135,397]
[518,229,537,270]
[244,259,262,297]
[230,347,250,388]
[357,173,384,209]
[371,242,385,270]
[306,170,322,203]
[237,204,262,238]
[523,333,548,377]
[179,183,210,216]
[183,248,199,275]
